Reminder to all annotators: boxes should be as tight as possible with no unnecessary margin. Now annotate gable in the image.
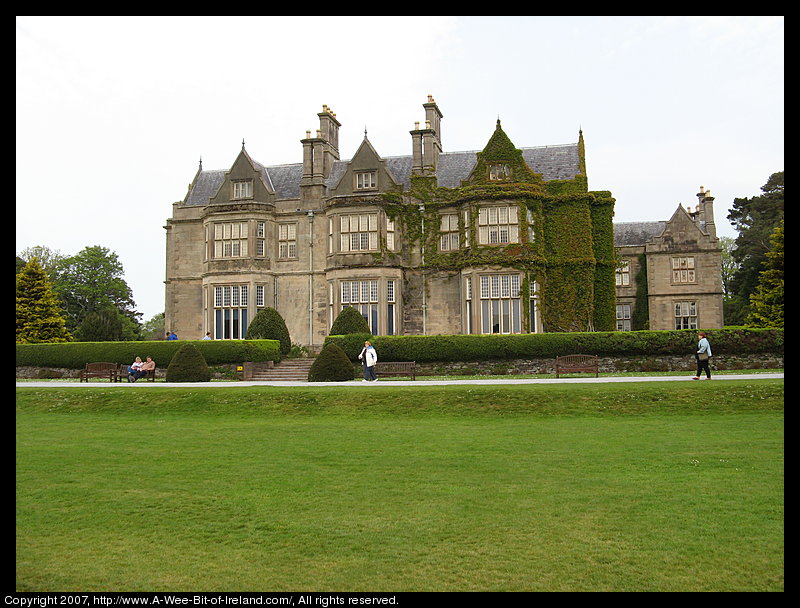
[647,205,715,252]
[328,137,402,195]
[462,120,544,187]
[209,148,275,204]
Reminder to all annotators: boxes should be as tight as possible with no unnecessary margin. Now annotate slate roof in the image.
[183,143,582,206]
[614,222,667,247]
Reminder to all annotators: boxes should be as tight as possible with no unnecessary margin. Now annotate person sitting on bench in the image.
[131,356,156,382]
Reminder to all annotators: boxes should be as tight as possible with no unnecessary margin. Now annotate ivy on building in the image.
[375,122,616,332]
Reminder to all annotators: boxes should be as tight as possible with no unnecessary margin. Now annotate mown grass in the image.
[16,380,784,592]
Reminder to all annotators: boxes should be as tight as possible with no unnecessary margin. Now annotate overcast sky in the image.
[16,16,784,321]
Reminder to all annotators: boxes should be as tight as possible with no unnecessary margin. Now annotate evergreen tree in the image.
[746,221,783,328]
[308,342,355,382]
[329,306,371,335]
[727,171,784,321]
[16,258,72,343]
[165,343,211,382]
[73,307,126,342]
[245,307,291,355]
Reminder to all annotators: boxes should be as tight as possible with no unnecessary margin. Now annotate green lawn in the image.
[16,380,784,592]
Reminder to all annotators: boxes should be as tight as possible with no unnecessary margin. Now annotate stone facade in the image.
[614,187,724,331]
[164,96,722,346]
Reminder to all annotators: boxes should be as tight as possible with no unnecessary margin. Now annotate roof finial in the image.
[364,126,368,138]
[242,138,246,149]
[199,156,203,170]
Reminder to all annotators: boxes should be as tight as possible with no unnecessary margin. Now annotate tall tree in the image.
[746,221,783,328]
[727,172,784,321]
[18,246,67,280]
[54,245,141,336]
[16,258,72,343]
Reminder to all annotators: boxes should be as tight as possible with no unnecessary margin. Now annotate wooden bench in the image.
[79,362,119,382]
[555,354,599,378]
[374,361,416,380]
[118,364,156,382]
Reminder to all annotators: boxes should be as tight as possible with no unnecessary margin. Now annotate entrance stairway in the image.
[248,358,314,382]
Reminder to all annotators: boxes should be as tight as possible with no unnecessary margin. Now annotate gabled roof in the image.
[183,143,581,206]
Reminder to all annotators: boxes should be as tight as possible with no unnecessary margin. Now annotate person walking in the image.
[358,340,378,382]
[692,331,712,380]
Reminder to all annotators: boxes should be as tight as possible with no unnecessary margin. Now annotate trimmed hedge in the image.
[324,329,783,362]
[166,343,211,383]
[308,342,356,382]
[16,339,281,369]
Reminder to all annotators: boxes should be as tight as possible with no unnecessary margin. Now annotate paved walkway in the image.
[16,373,783,388]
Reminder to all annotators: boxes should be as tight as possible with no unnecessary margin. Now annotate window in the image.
[213,222,248,258]
[386,217,396,251]
[232,180,253,199]
[339,214,378,252]
[488,163,512,181]
[278,223,297,259]
[439,213,460,251]
[672,257,696,283]
[674,301,697,330]
[479,274,522,334]
[337,278,396,335]
[341,279,379,334]
[616,303,632,331]
[355,171,377,190]
[465,277,474,334]
[529,280,539,333]
[526,208,536,242]
[616,261,630,286]
[256,222,265,257]
[213,285,249,339]
[478,206,519,245]
[386,280,396,335]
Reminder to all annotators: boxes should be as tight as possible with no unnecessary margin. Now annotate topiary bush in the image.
[246,307,291,355]
[329,306,371,335]
[166,343,211,382]
[308,343,356,382]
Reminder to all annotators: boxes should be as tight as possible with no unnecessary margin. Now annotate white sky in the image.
[16,16,784,321]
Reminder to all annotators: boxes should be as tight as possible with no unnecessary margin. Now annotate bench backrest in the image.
[556,355,598,365]
[86,362,118,371]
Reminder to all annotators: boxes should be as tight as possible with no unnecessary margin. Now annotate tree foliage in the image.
[329,306,372,335]
[16,258,72,343]
[726,172,784,322]
[746,221,783,328]
[245,307,291,354]
[53,245,141,338]
[165,343,211,382]
[308,342,355,382]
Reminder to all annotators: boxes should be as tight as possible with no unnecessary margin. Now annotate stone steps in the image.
[249,359,314,382]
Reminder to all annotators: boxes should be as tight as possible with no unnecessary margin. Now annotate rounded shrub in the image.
[329,306,371,335]
[308,343,355,382]
[246,307,291,355]
[166,343,211,382]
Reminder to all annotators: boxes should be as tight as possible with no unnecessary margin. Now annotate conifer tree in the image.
[245,307,291,355]
[329,306,371,335]
[746,221,784,328]
[16,258,72,343]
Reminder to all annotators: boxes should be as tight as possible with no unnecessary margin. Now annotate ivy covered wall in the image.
[379,122,616,333]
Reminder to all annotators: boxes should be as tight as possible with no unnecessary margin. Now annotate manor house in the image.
[164,96,723,345]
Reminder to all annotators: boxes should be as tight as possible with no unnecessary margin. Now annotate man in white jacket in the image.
[358,341,378,382]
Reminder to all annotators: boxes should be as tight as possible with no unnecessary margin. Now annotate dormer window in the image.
[232,180,253,200]
[355,171,377,190]
[488,163,512,181]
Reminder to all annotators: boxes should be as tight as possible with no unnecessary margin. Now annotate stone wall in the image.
[17,353,781,380]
